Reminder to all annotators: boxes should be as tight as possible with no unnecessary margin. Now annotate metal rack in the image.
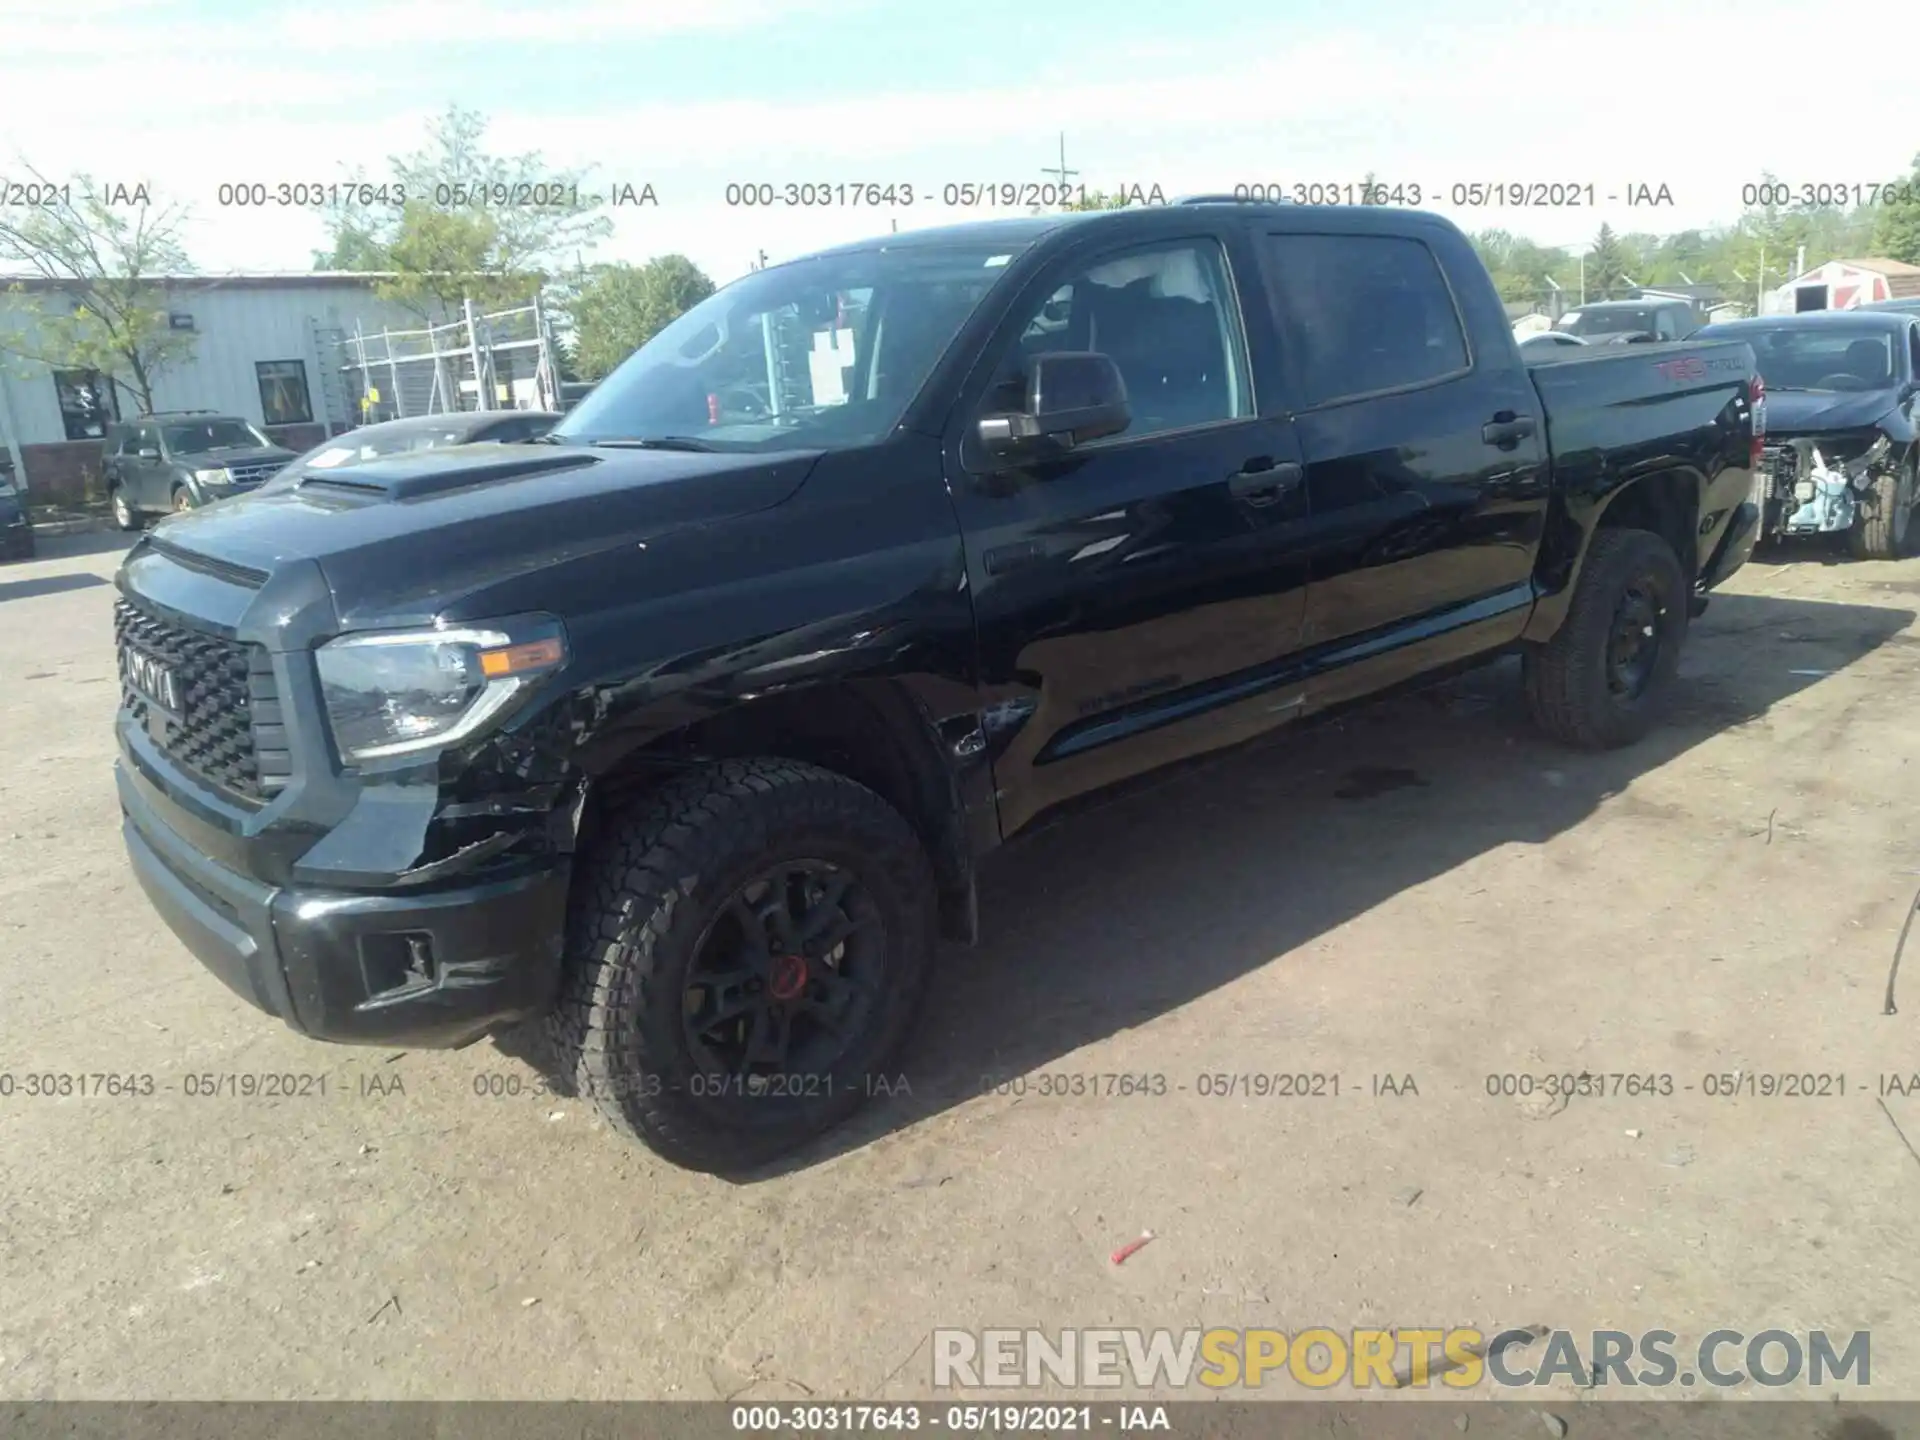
[335,297,563,423]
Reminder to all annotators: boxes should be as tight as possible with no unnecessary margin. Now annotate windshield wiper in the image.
[588,436,720,452]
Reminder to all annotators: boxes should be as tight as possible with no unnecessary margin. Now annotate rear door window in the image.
[1262,234,1470,406]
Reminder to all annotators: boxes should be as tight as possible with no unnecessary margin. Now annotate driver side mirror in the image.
[977,351,1131,463]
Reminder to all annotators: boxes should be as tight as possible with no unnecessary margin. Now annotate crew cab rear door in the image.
[1253,215,1551,702]
[942,222,1314,838]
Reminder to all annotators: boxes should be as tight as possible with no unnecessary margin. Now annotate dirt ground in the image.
[2,528,1919,1405]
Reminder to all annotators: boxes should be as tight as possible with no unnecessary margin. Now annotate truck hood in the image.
[1761,387,1900,435]
[145,441,820,627]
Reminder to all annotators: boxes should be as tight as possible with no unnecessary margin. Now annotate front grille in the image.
[115,598,289,803]
[225,461,284,486]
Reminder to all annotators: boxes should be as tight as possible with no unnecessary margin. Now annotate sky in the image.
[3,0,1918,290]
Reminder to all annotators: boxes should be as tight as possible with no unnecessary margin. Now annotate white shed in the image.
[1763,258,1920,315]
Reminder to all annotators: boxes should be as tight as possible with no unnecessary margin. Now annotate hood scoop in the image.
[296,446,599,502]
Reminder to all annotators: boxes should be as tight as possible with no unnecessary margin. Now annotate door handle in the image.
[983,539,1046,576]
[1482,412,1537,447]
[1229,459,1304,504]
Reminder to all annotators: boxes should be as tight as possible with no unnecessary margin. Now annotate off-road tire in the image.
[110,485,142,532]
[1524,527,1688,750]
[546,758,937,1174]
[1847,457,1916,561]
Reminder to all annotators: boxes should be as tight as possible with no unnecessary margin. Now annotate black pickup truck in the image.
[112,203,1764,1171]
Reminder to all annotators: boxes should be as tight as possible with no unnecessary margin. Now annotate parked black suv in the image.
[105,412,300,529]
[113,203,1764,1172]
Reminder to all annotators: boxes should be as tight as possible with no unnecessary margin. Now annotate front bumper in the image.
[118,759,569,1047]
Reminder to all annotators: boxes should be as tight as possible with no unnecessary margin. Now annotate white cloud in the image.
[2,0,856,59]
[2,0,1914,287]
[276,0,851,51]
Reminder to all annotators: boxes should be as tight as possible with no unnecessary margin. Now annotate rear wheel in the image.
[546,758,937,1173]
[1525,527,1689,750]
[1847,457,1916,561]
[110,485,142,532]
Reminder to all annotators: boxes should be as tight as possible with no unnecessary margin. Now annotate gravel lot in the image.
[3,529,1919,1404]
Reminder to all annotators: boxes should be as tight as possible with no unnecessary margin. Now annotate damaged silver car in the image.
[1693,310,1920,559]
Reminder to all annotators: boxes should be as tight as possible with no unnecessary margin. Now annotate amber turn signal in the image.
[478,637,565,678]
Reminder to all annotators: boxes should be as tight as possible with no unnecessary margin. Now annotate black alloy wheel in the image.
[681,860,885,1087]
[1604,575,1666,701]
[546,758,937,1173]
[1523,527,1688,749]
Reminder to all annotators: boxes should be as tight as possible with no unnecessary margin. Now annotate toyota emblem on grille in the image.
[124,648,181,713]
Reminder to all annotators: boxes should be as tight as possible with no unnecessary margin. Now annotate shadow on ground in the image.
[0,530,133,604]
[0,572,112,603]
[502,588,1918,1180]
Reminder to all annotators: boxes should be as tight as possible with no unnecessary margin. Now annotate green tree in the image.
[567,256,716,380]
[1873,151,1920,264]
[551,332,582,385]
[1469,229,1579,305]
[0,164,198,415]
[1586,223,1631,297]
[1053,189,1134,213]
[316,106,612,322]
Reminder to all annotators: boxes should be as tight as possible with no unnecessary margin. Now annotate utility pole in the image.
[1041,131,1079,206]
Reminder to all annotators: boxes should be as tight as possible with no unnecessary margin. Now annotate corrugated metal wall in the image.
[0,282,432,445]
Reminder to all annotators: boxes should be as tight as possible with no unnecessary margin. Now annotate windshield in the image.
[164,418,272,454]
[293,425,475,470]
[1557,308,1658,337]
[552,243,1025,453]
[1698,325,1898,391]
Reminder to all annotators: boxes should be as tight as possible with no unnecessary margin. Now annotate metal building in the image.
[0,273,554,506]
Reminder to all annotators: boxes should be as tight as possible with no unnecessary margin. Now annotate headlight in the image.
[1844,435,1892,489]
[315,619,567,763]
[193,467,233,485]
